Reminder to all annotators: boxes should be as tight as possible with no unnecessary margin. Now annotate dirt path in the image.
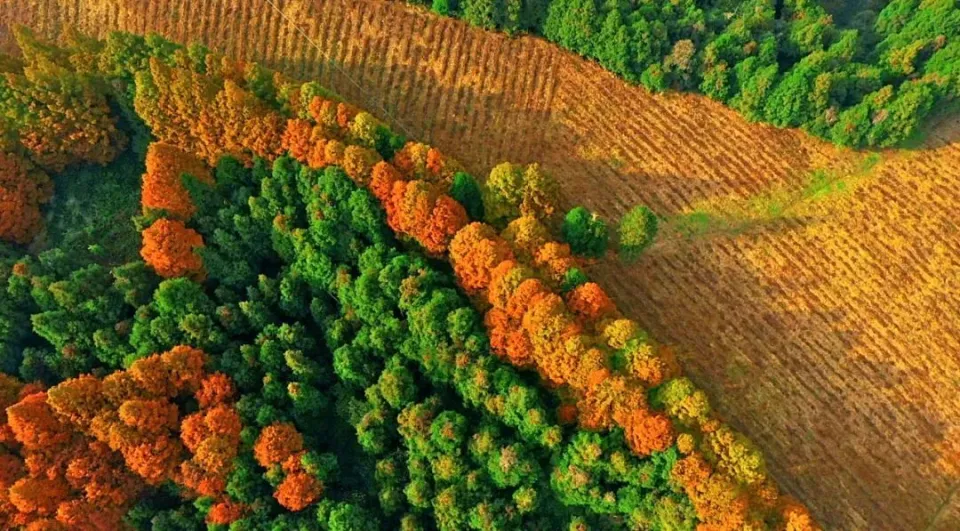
[2,1,958,528]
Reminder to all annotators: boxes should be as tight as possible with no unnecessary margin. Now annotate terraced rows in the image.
[1,1,958,529]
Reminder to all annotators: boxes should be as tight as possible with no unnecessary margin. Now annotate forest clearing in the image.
[1,0,958,529]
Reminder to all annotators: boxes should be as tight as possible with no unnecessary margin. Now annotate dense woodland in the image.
[405,0,959,147]
[0,28,821,530]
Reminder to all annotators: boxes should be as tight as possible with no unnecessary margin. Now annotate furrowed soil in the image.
[2,1,957,529]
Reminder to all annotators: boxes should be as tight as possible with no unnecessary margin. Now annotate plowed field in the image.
[2,1,957,529]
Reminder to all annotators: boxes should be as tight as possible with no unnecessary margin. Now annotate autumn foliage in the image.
[0,347,246,528]
[254,423,322,511]
[254,423,303,468]
[1,27,126,173]
[284,106,470,255]
[135,58,285,166]
[207,499,248,525]
[449,223,515,293]
[429,194,803,527]
[388,180,468,254]
[0,151,52,244]
[141,142,213,220]
[392,142,460,183]
[140,218,205,279]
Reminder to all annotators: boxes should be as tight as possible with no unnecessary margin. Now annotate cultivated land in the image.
[2,1,958,529]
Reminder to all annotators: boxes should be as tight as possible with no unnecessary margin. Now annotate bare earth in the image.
[2,1,958,529]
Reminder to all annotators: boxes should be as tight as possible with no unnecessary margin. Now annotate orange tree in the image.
[0,151,51,245]
[140,218,205,280]
[141,142,213,220]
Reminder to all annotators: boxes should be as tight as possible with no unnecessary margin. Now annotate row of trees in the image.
[0,24,277,247]
[408,0,959,147]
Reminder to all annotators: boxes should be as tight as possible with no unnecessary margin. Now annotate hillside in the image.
[1,0,958,529]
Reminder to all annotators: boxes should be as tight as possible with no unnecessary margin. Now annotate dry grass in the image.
[2,1,958,529]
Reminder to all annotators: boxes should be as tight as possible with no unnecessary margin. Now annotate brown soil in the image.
[2,1,958,529]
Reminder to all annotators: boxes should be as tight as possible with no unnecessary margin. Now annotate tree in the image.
[393,142,459,183]
[620,409,674,457]
[617,205,658,262]
[593,3,634,80]
[565,282,617,324]
[141,143,213,220]
[533,241,577,284]
[140,218,205,279]
[449,172,484,221]
[179,403,243,497]
[543,0,599,56]
[432,0,452,17]
[342,146,382,185]
[45,345,239,500]
[779,496,819,531]
[134,59,285,166]
[501,215,550,262]
[207,500,247,525]
[562,206,608,258]
[0,27,817,527]
[482,162,525,226]
[281,118,318,164]
[254,423,304,468]
[448,223,515,293]
[671,453,751,529]
[518,163,560,220]
[461,0,499,30]
[483,162,560,226]
[3,385,145,529]
[391,180,469,255]
[0,151,51,244]
[274,472,323,511]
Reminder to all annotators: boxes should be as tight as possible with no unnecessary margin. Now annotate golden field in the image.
[1,0,957,528]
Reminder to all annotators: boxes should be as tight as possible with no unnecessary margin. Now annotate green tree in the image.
[449,172,485,221]
[618,205,658,262]
[431,0,452,16]
[461,0,499,30]
[562,206,608,258]
[543,0,599,56]
[593,1,634,80]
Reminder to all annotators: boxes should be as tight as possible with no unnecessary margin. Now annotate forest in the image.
[0,26,824,530]
[405,0,959,147]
